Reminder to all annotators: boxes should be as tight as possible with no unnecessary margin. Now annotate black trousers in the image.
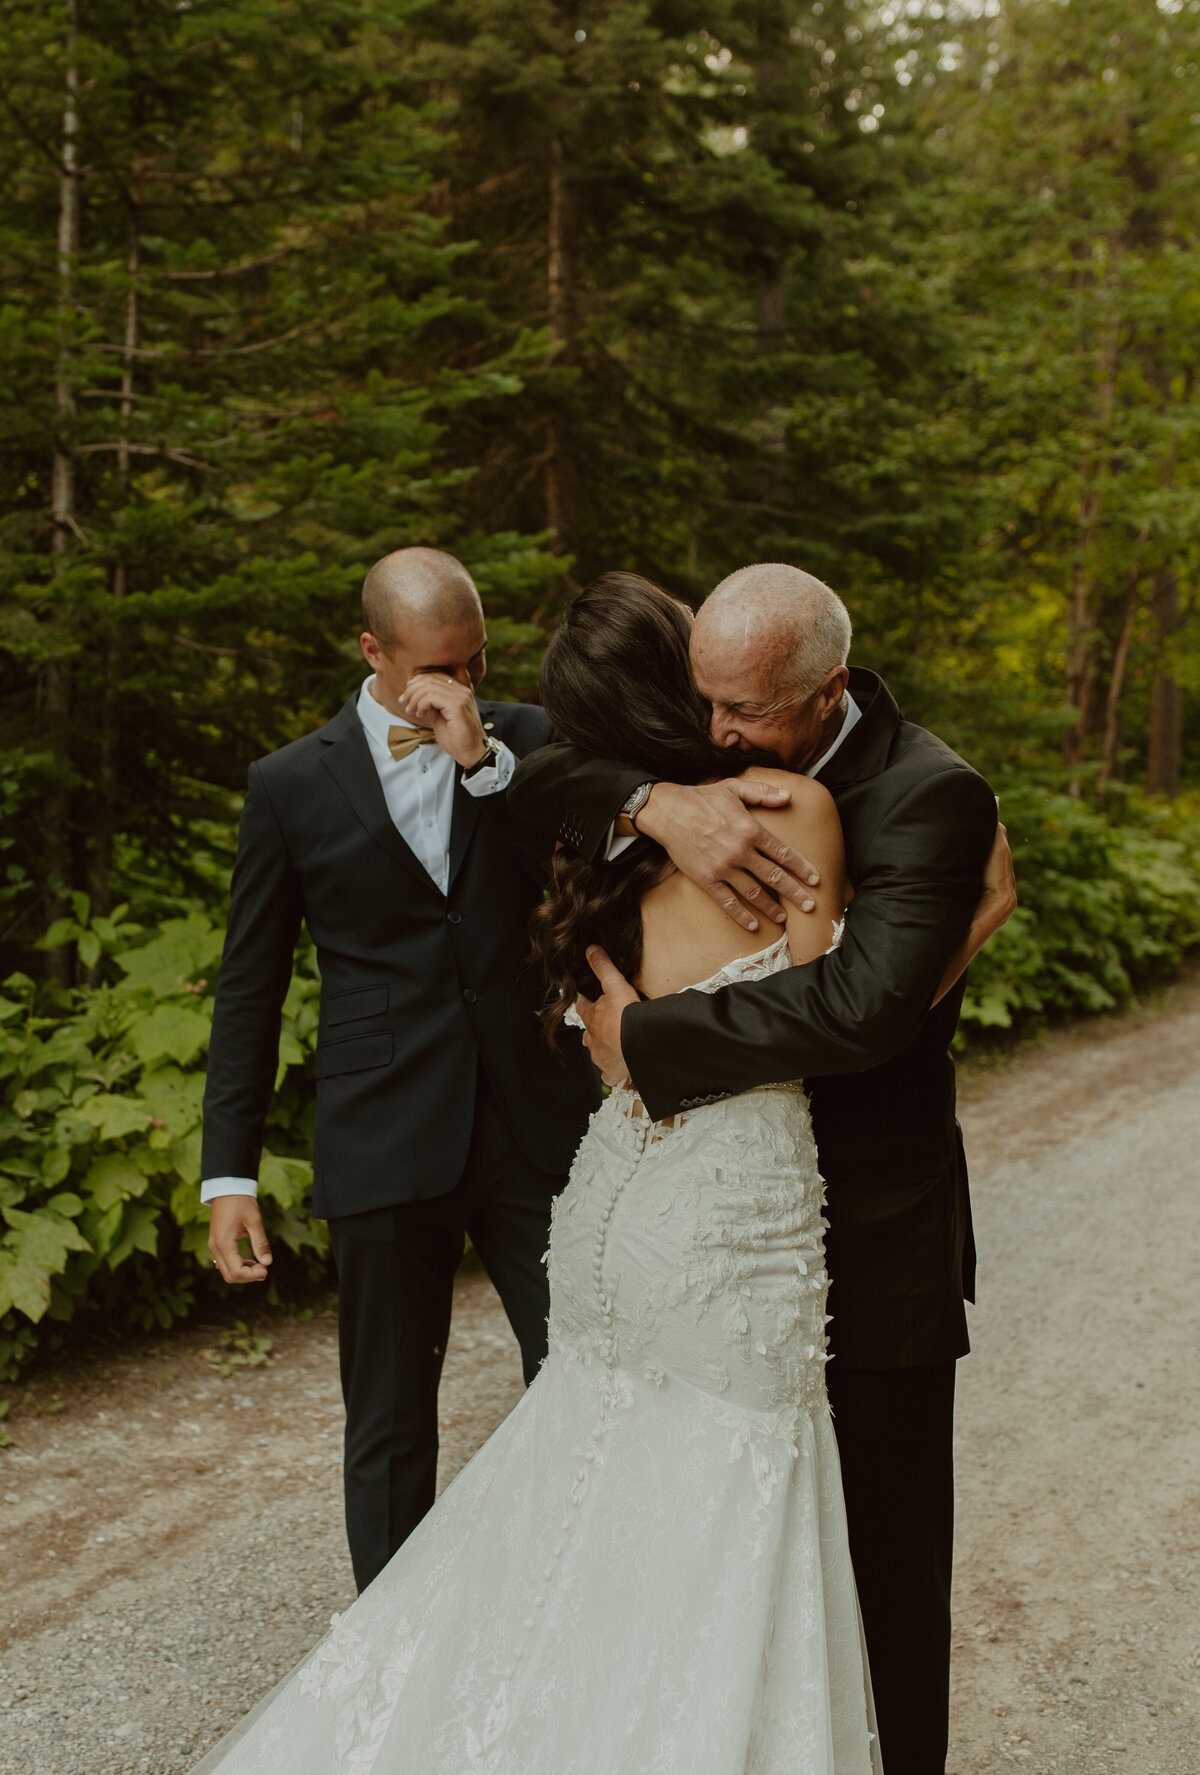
[328,1069,563,1593]
[826,1361,957,1775]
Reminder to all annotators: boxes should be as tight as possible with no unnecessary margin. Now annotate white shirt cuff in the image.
[201,1176,259,1204]
[603,824,637,862]
[460,741,516,797]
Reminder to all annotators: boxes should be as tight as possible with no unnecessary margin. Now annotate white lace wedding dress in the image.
[193,934,880,1775]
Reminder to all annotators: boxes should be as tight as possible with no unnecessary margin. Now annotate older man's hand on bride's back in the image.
[633,780,820,934]
[575,947,638,1086]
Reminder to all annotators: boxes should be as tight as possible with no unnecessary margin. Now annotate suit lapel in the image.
[447,778,481,892]
[446,700,498,892]
[318,698,436,892]
[817,668,901,791]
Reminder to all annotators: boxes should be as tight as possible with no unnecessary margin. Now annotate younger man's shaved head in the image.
[361,547,482,647]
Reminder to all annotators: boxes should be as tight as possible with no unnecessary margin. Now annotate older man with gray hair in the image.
[510,561,1014,1775]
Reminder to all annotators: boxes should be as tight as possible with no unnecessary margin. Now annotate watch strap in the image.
[462,736,502,779]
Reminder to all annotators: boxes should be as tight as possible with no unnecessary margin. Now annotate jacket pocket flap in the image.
[315,1032,394,1079]
[325,985,388,1027]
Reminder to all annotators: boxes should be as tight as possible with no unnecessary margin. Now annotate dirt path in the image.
[1,976,1197,1775]
[947,971,1200,1774]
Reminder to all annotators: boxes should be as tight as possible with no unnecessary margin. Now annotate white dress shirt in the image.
[804,690,862,780]
[353,675,516,892]
[202,677,516,1204]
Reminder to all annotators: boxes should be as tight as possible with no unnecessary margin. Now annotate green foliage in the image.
[0,0,567,966]
[4,786,1197,1377]
[2,1,1200,1371]
[960,791,1200,1035]
[199,1320,277,1379]
[0,906,323,1381]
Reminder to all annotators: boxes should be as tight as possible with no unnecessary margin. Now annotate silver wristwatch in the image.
[620,781,654,831]
[462,735,503,778]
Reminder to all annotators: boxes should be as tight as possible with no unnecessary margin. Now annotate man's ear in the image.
[822,665,850,714]
[360,630,381,668]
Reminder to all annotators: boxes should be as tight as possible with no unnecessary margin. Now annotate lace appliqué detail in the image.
[548,936,832,1471]
[194,914,879,1775]
[294,1612,416,1772]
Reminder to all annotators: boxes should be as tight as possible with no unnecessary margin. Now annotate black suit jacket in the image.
[508,668,997,1368]
[202,695,600,1219]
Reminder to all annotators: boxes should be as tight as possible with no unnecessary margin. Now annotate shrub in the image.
[0,903,324,1381]
[959,789,1200,1034]
[2,788,1198,1378]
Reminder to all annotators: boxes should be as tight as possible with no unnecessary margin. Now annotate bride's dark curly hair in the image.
[531,571,773,1043]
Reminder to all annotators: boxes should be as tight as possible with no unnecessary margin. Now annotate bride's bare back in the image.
[636,768,849,1000]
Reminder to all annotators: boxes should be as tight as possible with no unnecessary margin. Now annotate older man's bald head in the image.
[693,564,852,702]
[362,547,482,648]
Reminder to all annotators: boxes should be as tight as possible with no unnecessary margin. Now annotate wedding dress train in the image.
[194,936,880,1774]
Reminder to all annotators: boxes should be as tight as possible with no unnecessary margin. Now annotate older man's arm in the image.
[611,766,998,1121]
[509,742,820,931]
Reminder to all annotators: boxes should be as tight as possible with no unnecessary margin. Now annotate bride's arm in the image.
[614,765,998,1120]
[929,821,1017,1007]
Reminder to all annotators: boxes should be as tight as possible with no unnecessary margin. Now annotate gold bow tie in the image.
[387,725,439,762]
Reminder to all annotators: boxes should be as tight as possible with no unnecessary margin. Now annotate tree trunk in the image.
[1063,298,1121,783]
[88,206,140,945]
[1146,570,1182,798]
[755,254,786,355]
[44,0,81,981]
[545,134,577,573]
[1062,484,1104,780]
[1098,551,1146,783]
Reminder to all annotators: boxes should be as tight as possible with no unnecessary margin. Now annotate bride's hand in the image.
[575,947,638,1085]
[633,780,820,933]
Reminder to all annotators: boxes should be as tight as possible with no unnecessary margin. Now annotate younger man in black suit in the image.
[202,549,598,1591]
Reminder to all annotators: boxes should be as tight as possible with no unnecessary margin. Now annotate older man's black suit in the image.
[508,667,997,1775]
[203,694,599,1589]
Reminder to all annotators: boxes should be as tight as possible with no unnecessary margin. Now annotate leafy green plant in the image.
[1,789,1197,1382]
[199,1320,276,1379]
[0,907,325,1381]
[959,790,1200,1035]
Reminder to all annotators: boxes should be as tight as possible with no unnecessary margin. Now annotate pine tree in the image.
[0,0,557,972]
[928,0,1200,790]
[406,0,942,608]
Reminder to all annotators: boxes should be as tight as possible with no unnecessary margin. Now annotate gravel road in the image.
[1,973,1197,1775]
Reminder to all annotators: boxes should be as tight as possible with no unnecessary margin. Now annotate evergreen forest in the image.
[2,0,1199,1373]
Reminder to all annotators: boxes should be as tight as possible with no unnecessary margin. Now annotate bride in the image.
[193,573,881,1775]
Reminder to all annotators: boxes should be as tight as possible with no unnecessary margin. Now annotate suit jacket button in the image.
[447,910,462,925]
[463,988,477,1004]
